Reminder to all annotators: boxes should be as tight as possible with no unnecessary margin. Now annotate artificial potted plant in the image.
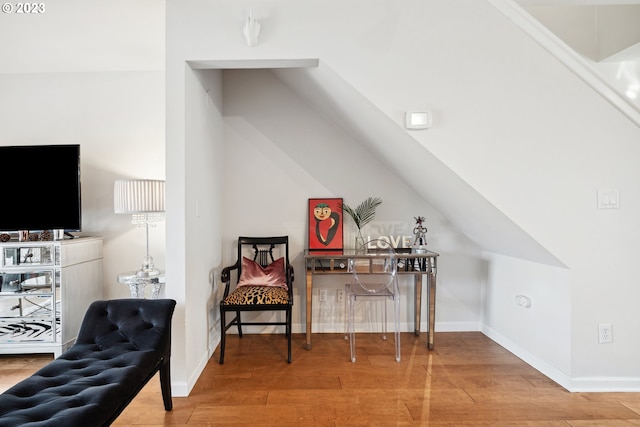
[340,197,382,249]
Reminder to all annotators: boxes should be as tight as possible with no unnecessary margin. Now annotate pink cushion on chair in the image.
[237,257,287,289]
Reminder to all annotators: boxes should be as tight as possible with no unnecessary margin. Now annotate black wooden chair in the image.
[219,236,294,364]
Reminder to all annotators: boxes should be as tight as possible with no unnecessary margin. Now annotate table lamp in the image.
[114,179,165,278]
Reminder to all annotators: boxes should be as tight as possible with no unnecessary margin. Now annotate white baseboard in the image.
[481,324,572,391]
[170,381,190,398]
[570,377,640,392]
[433,321,481,332]
[482,325,640,392]
[171,348,210,397]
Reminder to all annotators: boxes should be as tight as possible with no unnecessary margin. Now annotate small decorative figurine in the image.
[412,216,428,248]
[244,5,261,47]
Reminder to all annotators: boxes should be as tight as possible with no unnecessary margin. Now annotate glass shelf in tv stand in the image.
[0,241,62,345]
[0,270,60,344]
[1,229,67,243]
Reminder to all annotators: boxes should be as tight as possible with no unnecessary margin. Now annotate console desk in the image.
[304,249,438,350]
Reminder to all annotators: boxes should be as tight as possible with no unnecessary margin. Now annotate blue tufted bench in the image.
[0,298,176,427]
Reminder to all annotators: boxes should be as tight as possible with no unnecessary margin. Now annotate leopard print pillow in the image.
[223,286,289,305]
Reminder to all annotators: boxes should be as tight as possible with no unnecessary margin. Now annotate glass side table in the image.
[117,271,166,299]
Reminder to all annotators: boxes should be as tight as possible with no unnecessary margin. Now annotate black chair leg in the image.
[287,309,292,337]
[236,310,243,337]
[220,310,226,364]
[287,309,292,363]
[160,358,173,411]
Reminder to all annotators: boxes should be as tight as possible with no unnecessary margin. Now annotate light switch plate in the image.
[597,189,619,209]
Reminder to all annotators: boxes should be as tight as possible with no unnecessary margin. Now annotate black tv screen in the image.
[0,144,81,232]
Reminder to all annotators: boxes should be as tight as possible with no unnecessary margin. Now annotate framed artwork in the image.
[308,198,343,251]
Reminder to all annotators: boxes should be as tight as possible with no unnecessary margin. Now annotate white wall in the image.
[0,0,164,74]
[168,0,640,394]
[0,71,166,300]
[163,67,225,395]
[166,62,485,396]
[482,252,572,388]
[220,68,484,333]
[0,0,166,301]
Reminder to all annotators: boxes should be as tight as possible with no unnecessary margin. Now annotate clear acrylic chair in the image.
[346,238,400,363]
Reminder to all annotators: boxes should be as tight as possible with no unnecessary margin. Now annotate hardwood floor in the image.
[3,332,640,426]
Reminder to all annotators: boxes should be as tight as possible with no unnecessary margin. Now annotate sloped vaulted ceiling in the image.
[516,1,640,107]
[188,0,638,269]
[272,63,564,267]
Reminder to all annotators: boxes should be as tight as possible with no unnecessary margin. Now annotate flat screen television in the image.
[0,144,81,233]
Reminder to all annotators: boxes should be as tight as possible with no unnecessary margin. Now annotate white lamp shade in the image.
[114,179,165,214]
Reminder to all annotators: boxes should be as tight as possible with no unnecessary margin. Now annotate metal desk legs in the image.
[415,272,437,350]
[427,271,436,350]
[305,269,313,350]
[305,269,436,350]
[414,274,422,337]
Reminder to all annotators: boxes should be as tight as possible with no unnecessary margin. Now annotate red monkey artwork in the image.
[313,203,340,246]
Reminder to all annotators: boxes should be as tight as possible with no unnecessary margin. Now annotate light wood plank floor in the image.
[3,332,640,426]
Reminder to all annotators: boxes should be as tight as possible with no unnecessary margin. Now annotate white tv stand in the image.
[0,237,103,357]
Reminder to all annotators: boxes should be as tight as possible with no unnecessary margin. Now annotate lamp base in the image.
[136,255,162,278]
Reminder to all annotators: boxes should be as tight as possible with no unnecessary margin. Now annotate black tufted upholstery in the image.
[0,299,176,427]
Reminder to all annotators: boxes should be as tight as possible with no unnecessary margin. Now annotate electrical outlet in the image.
[598,323,613,344]
[337,289,344,302]
[319,289,327,302]
[515,295,532,308]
